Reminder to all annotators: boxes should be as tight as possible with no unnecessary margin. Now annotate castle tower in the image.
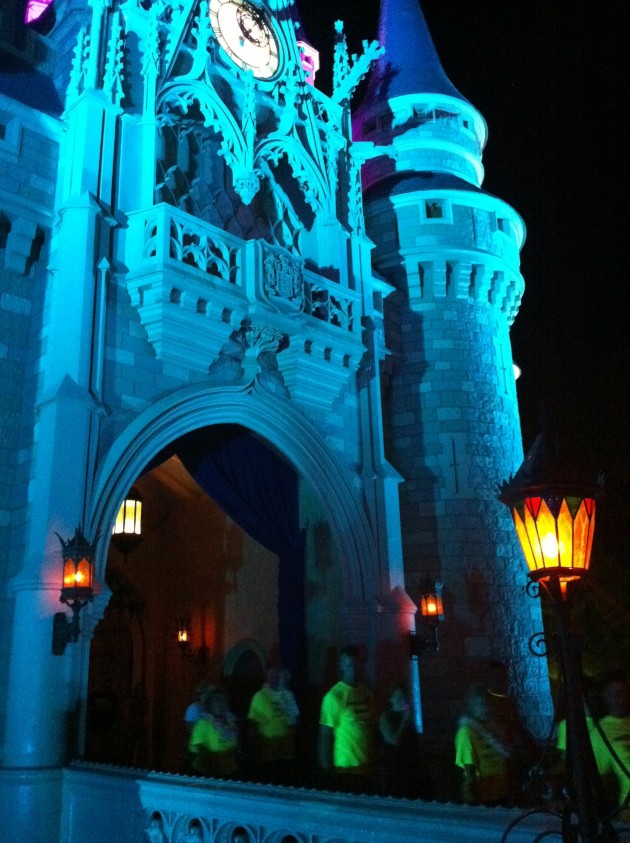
[354,0,552,736]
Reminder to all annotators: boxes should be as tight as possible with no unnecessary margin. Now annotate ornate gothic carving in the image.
[263,249,304,311]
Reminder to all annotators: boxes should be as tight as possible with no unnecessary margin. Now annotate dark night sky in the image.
[300,0,629,559]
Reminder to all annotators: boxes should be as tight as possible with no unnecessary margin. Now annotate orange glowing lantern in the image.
[177,618,191,649]
[499,431,603,599]
[58,527,94,605]
[53,527,95,655]
[420,580,444,624]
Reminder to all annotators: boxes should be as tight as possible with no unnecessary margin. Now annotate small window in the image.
[426,201,443,219]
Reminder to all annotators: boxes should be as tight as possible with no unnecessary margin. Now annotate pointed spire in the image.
[368,0,467,103]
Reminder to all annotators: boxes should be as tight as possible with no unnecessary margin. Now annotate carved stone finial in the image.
[66,27,89,106]
[332,25,384,106]
[103,11,125,107]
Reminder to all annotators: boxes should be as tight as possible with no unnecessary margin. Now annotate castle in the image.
[0,0,552,838]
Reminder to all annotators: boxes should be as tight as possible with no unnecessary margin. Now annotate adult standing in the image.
[377,684,429,799]
[455,683,515,805]
[317,646,375,793]
[247,666,300,784]
[188,686,240,777]
[594,675,630,819]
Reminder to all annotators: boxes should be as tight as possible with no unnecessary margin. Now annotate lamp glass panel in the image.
[556,499,575,569]
[514,509,537,572]
[113,503,125,535]
[584,504,596,567]
[536,499,561,569]
[573,498,596,571]
[63,559,76,587]
[422,595,438,616]
[77,557,92,588]
[523,504,545,570]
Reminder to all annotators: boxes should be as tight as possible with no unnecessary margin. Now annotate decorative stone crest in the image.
[233,171,261,205]
[263,250,304,310]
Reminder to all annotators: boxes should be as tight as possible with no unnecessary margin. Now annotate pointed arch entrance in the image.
[91,384,379,603]
[84,385,381,771]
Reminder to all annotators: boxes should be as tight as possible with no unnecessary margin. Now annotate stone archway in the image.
[90,383,380,604]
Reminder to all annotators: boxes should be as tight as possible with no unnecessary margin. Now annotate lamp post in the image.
[499,431,615,842]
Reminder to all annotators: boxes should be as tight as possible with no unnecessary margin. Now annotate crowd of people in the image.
[184,647,630,818]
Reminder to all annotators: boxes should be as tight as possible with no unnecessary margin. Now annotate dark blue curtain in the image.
[174,427,306,685]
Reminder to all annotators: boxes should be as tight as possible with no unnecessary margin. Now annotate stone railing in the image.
[122,206,366,403]
[56,762,560,843]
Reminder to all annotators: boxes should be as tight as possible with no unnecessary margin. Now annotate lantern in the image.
[420,580,444,624]
[111,487,143,558]
[499,431,603,599]
[177,618,191,651]
[52,527,95,655]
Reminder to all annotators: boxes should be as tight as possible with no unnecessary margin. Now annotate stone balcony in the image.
[0,761,570,843]
[123,204,366,408]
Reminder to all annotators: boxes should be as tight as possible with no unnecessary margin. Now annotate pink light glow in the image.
[25,0,53,24]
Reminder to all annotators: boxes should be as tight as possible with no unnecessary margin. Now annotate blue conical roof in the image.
[368,0,468,104]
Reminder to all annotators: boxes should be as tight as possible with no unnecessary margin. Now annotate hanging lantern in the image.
[111,487,143,558]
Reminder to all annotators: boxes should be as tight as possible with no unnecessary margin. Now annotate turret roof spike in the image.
[367,0,468,104]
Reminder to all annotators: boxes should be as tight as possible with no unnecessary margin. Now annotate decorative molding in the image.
[262,247,304,312]
[103,10,126,108]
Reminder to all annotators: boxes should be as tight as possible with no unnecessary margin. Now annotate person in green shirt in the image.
[594,676,630,819]
[318,646,375,792]
[247,666,299,783]
[455,683,515,805]
[189,686,239,777]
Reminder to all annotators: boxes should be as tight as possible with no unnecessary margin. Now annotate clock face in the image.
[209,0,280,79]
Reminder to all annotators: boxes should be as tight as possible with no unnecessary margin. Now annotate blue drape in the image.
[174,427,306,684]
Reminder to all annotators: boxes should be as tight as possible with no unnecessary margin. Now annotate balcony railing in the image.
[122,205,365,405]
[54,761,558,843]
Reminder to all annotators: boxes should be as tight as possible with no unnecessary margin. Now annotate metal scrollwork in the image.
[525,579,541,600]
[528,631,547,658]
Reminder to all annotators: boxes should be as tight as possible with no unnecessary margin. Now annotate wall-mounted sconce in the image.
[111,487,142,560]
[176,618,210,664]
[410,579,445,655]
[52,527,95,655]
